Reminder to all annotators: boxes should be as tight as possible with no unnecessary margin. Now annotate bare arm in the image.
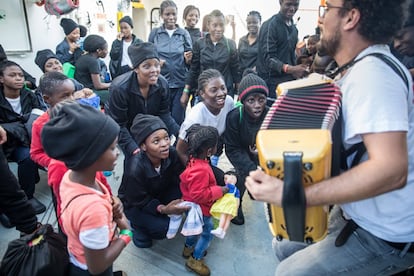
[0,126,7,144]
[246,131,408,206]
[91,74,110,90]
[84,214,130,275]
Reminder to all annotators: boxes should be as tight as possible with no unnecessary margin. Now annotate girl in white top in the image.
[177,69,234,166]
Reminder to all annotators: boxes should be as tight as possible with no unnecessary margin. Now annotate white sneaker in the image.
[211,227,226,239]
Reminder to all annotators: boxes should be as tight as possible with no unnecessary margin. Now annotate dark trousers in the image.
[0,145,37,233]
[9,146,39,199]
[170,87,185,126]
[125,208,170,240]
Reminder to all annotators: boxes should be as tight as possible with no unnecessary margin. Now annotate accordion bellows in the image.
[257,73,341,243]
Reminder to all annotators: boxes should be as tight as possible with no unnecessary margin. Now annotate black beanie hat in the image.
[119,15,134,28]
[60,18,79,35]
[130,114,167,146]
[128,42,159,69]
[238,73,269,103]
[41,102,120,170]
[35,49,58,72]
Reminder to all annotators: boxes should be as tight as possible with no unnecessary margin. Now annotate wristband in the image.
[119,234,131,245]
[120,229,133,238]
[183,88,190,94]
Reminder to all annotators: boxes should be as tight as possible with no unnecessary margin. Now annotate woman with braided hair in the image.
[176,69,234,186]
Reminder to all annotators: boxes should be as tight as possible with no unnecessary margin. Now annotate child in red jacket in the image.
[179,124,229,276]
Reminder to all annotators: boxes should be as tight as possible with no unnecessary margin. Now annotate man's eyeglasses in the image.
[319,4,347,18]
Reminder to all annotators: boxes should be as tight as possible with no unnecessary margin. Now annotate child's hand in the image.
[224,174,237,185]
[112,196,124,220]
[221,186,229,195]
[115,213,129,230]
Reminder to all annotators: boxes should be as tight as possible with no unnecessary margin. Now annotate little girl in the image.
[42,101,130,276]
[180,124,229,276]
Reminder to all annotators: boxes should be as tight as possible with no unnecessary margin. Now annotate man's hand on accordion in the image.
[245,169,283,206]
[288,64,309,79]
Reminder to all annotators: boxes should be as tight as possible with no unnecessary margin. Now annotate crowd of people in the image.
[1,0,414,275]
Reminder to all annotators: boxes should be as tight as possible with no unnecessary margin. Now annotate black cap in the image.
[60,18,79,35]
[130,114,167,146]
[238,73,269,103]
[42,102,120,170]
[128,42,159,69]
[35,49,58,72]
[119,15,134,28]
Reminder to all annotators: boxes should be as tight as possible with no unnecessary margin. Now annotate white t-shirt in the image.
[6,97,21,114]
[166,28,175,37]
[179,95,234,140]
[121,40,132,67]
[338,44,414,242]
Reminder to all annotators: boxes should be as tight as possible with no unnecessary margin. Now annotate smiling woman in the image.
[105,42,179,159]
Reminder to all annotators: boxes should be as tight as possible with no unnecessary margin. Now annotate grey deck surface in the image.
[1,153,276,276]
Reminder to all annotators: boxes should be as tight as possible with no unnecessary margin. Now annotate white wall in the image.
[4,0,121,82]
[2,0,320,82]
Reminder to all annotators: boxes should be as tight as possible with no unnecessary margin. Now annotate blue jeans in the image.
[273,206,414,275]
[170,87,185,126]
[185,215,213,259]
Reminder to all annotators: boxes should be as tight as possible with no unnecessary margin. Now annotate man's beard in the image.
[318,26,341,58]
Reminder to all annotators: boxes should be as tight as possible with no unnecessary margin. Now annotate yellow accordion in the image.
[257,74,341,243]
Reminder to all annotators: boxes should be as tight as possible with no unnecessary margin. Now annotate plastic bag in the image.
[77,95,101,109]
[0,224,69,276]
[62,62,76,79]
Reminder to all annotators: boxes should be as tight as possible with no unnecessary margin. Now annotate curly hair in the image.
[341,0,410,44]
[48,99,78,119]
[186,124,219,158]
[83,34,107,53]
[39,71,70,96]
[197,68,225,94]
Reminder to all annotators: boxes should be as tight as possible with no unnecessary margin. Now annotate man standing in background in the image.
[256,0,308,100]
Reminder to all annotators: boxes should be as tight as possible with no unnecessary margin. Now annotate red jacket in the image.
[30,111,50,168]
[180,158,223,216]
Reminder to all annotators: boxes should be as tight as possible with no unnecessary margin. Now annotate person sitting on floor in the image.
[74,35,110,107]
[56,18,83,65]
[119,113,189,248]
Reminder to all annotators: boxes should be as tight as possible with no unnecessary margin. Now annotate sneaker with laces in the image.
[185,255,210,276]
